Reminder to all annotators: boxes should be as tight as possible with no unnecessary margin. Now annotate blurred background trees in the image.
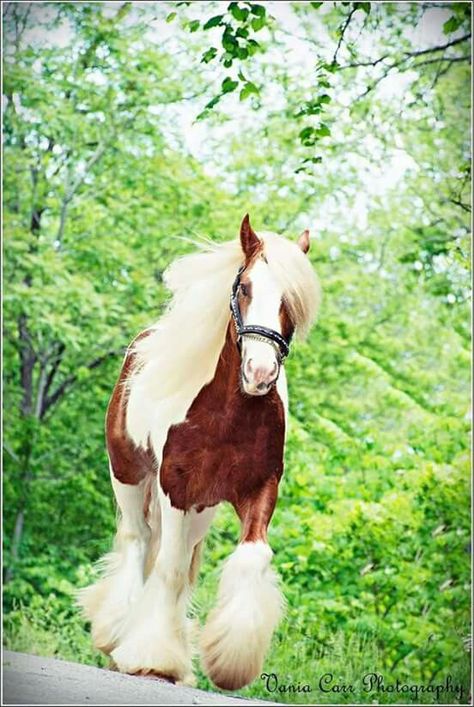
[3,2,471,703]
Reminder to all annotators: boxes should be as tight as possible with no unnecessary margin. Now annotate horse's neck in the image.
[208,323,242,404]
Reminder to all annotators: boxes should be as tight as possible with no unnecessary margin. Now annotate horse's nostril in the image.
[257,382,268,392]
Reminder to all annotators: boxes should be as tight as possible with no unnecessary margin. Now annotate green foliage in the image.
[3,2,471,704]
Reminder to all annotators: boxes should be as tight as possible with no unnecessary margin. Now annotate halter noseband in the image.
[229,265,292,362]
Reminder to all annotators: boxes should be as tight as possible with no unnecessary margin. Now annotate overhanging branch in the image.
[340,32,471,93]
[332,7,357,65]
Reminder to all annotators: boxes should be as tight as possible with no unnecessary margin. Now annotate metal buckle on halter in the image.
[229,265,291,362]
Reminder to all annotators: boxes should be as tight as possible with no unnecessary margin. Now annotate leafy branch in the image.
[167,1,267,119]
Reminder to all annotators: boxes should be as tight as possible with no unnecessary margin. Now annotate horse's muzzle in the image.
[241,366,279,396]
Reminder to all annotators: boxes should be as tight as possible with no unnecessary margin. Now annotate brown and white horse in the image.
[78,215,320,690]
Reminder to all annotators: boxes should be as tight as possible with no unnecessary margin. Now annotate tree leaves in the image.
[299,124,332,146]
[353,1,371,14]
[442,15,464,35]
[228,2,249,22]
[182,2,267,116]
[251,16,266,32]
[201,46,218,64]
[442,3,471,35]
[202,14,224,30]
[239,81,259,100]
[221,76,238,93]
[249,4,266,17]
[296,94,332,117]
[187,19,200,32]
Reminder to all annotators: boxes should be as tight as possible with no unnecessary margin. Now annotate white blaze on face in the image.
[241,258,284,396]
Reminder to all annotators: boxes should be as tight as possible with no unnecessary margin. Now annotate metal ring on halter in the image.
[229,266,292,362]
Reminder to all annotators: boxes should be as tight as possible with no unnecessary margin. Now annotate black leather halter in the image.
[229,266,292,362]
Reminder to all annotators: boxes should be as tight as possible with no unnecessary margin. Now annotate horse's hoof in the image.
[135,670,177,684]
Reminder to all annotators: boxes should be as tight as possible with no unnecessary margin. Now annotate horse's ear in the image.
[240,214,261,259]
[297,229,310,254]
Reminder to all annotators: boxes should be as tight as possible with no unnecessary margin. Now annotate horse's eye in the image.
[240,283,249,297]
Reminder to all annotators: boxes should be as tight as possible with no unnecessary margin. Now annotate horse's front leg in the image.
[201,475,284,691]
[111,486,197,684]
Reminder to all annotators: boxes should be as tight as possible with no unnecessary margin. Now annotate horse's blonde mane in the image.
[131,238,243,395]
[125,232,320,452]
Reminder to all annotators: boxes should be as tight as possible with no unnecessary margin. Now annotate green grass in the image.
[3,595,108,669]
[4,590,471,705]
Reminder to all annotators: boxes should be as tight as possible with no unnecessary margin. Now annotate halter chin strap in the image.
[229,265,292,362]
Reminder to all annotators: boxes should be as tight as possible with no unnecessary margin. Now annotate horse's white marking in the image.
[241,258,283,393]
[201,540,284,690]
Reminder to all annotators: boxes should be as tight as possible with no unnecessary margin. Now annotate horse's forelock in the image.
[258,231,321,339]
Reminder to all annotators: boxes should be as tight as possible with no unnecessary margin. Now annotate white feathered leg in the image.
[201,540,284,690]
[77,472,151,654]
[111,490,215,684]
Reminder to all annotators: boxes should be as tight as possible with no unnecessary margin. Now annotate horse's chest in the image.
[160,387,285,511]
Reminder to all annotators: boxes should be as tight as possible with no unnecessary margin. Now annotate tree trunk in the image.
[18,314,35,417]
[5,509,25,583]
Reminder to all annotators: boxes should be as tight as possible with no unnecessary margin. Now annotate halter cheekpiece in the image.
[229,265,292,362]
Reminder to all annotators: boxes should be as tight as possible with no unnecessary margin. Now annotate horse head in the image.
[232,213,311,396]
